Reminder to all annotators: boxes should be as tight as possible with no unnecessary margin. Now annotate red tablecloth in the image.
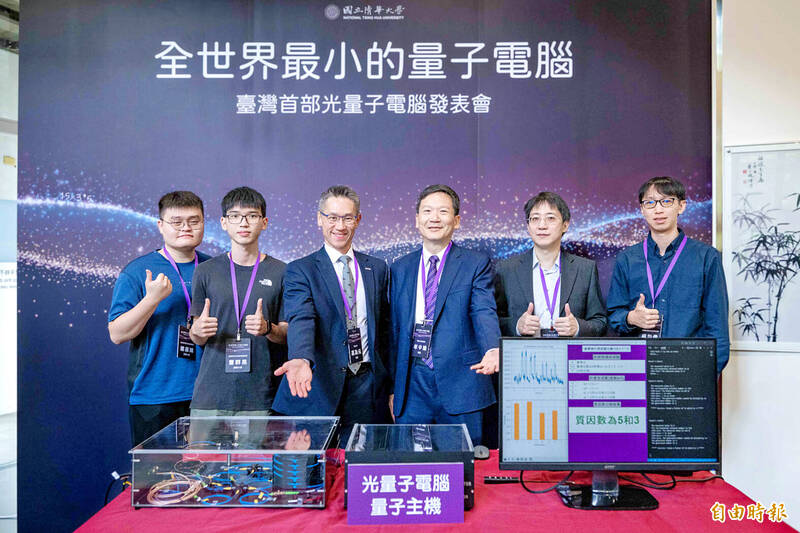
[77,451,795,532]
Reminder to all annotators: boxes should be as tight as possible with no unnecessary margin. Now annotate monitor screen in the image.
[499,338,719,472]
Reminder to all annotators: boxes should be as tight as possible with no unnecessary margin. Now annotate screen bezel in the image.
[498,337,720,472]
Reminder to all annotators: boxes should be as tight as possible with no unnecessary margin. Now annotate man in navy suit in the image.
[494,191,607,338]
[389,184,501,446]
[273,186,392,443]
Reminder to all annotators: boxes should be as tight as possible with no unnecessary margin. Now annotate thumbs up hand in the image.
[191,298,218,342]
[554,303,579,337]
[144,269,172,303]
[516,301,541,336]
[626,293,661,330]
[245,298,270,336]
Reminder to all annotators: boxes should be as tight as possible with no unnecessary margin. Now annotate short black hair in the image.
[221,186,266,217]
[416,184,460,215]
[158,191,204,218]
[637,176,686,203]
[523,191,571,223]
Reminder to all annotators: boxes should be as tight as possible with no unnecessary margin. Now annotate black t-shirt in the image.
[189,253,287,411]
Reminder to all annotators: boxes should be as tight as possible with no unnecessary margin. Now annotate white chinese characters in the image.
[156,41,574,80]
[235,93,493,115]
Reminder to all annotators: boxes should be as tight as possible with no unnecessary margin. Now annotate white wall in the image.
[722,0,800,528]
[0,48,18,416]
[0,49,18,123]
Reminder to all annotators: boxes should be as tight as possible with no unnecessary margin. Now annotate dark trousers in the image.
[334,363,391,448]
[129,400,191,446]
[396,360,484,446]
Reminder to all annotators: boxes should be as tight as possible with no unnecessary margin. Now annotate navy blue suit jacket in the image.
[272,247,391,415]
[389,243,501,416]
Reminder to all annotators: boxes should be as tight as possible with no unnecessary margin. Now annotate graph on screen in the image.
[502,342,568,462]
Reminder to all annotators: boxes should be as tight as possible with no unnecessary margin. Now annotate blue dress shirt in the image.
[607,229,730,373]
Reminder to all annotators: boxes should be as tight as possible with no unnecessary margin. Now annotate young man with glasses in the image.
[188,186,289,415]
[494,191,607,339]
[272,185,392,443]
[108,191,211,445]
[606,176,729,373]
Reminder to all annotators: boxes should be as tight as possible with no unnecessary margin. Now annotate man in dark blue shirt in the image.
[606,176,729,373]
[109,191,210,445]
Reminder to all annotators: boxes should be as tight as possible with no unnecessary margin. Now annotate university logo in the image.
[324,4,341,20]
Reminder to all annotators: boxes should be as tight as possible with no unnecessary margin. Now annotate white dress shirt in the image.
[533,250,561,331]
[324,243,369,362]
[414,245,449,324]
[514,249,562,336]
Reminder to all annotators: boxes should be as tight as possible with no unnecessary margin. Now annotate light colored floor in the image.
[0,412,17,533]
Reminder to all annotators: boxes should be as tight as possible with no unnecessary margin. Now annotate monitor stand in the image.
[557,471,658,510]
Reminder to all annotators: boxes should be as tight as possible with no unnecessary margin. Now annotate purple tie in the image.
[422,255,439,369]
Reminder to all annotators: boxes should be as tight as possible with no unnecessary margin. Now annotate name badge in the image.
[640,316,663,339]
[177,325,196,360]
[412,320,433,359]
[540,328,560,339]
[225,337,251,373]
[347,322,364,365]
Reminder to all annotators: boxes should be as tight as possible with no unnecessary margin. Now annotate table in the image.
[77,451,794,532]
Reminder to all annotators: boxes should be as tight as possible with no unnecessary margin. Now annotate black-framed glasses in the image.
[225,213,263,224]
[640,198,677,209]
[160,217,203,229]
[319,211,358,226]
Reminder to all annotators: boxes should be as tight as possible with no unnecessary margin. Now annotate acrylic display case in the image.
[344,424,475,509]
[130,416,339,508]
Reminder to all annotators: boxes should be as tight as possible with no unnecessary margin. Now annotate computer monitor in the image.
[499,337,719,510]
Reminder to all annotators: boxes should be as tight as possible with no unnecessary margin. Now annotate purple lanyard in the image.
[229,251,261,337]
[419,241,453,291]
[335,253,360,321]
[538,260,560,322]
[643,235,687,304]
[161,248,198,323]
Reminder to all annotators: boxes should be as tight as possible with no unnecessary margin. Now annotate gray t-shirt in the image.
[189,253,287,411]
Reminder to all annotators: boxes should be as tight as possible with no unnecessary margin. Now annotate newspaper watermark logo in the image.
[710,501,788,524]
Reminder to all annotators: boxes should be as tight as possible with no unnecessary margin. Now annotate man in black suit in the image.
[495,192,607,338]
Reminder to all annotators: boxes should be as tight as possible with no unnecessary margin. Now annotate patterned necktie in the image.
[421,255,439,369]
[338,255,360,374]
[338,255,356,323]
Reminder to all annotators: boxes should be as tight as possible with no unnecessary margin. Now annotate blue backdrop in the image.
[18,1,710,530]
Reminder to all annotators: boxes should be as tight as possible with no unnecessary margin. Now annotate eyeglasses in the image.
[225,213,263,224]
[319,211,358,226]
[160,217,203,229]
[640,198,677,209]
[528,215,561,226]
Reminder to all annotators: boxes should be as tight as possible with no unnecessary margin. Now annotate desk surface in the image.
[77,451,794,532]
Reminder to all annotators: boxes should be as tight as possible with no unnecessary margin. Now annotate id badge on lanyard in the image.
[639,318,663,339]
[347,320,364,365]
[226,252,261,374]
[539,260,561,339]
[641,236,686,339]
[162,248,199,360]
[337,256,364,366]
[225,338,251,372]
[412,320,433,358]
[177,324,196,360]
[541,328,560,338]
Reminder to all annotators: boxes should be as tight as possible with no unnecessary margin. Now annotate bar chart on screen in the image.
[502,343,568,462]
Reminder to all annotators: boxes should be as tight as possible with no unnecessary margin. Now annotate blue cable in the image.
[199,494,233,506]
